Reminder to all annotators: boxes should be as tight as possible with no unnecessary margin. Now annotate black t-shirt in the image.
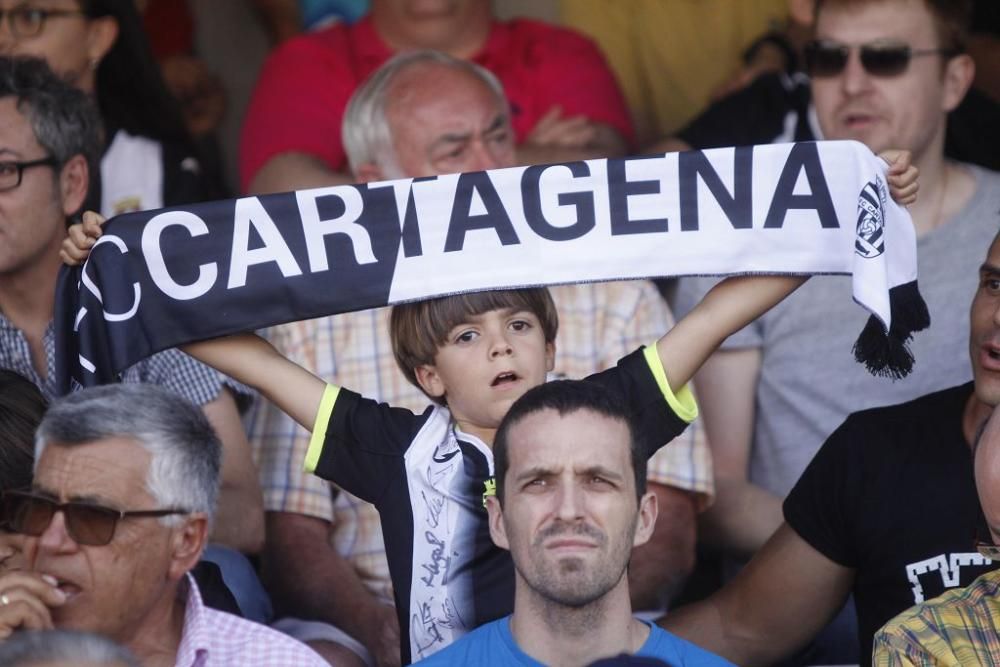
[310,347,689,664]
[784,382,998,659]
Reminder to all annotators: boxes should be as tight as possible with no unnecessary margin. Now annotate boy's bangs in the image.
[426,290,557,345]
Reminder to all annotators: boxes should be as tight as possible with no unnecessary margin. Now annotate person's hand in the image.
[60,211,106,267]
[0,571,66,639]
[524,106,598,149]
[879,149,919,206]
[160,54,226,137]
[360,603,402,667]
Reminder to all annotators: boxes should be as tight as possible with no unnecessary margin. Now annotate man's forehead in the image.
[507,409,631,467]
[34,437,152,501]
[816,0,935,40]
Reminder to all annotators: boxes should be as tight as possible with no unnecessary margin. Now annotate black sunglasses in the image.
[804,40,957,78]
[1,490,189,547]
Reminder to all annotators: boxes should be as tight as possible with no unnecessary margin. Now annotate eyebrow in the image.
[980,263,1000,277]
[30,486,118,507]
[429,114,509,151]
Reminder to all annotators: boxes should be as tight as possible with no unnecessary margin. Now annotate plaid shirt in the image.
[177,573,327,666]
[873,569,1000,666]
[247,280,714,603]
[0,315,223,405]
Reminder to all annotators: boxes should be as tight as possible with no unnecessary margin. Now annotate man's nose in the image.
[555,483,586,522]
[841,49,874,96]
[36,510,78,554]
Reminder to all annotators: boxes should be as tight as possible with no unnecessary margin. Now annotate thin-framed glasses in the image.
[2,490,190,547]
[804,39,958,78]
[0,6,86,39]
[0,156,58,192]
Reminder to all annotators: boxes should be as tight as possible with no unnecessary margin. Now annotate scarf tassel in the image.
[852,281,931,379]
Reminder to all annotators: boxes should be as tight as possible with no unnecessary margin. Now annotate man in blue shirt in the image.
[414,380,731,667]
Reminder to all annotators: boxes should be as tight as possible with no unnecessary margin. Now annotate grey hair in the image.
[0,629,140,666]
[0,56,103,193]
[342,49,507,176]
[34,384,221,525]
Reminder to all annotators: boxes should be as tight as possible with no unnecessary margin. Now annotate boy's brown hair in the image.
[390,288,559,403]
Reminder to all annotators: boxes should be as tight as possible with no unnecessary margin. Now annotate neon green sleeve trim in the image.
[304,384,340,473]
[643,344,699,423]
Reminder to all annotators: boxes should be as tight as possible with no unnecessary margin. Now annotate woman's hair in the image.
[82,0,192,146]
[0,371,46,493]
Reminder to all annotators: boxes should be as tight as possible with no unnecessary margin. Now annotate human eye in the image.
[0,162,18,178]
[982,276,1000,295]
[11,7,44,29]
[509,319,533,332]
[453,329,478,344]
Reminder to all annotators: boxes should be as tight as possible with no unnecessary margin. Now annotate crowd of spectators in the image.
[0,0,997,665]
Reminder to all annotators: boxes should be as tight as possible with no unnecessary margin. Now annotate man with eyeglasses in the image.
[0,383,327,666]
[657,0,1000,664]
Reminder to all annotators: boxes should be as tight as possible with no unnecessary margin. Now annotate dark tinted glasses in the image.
[1,490,189,546]
[804,40,957,78]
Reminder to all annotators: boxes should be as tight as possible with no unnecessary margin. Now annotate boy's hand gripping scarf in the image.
[54,140,929,394]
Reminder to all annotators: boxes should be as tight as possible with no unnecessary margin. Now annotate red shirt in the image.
[238,16,633,191]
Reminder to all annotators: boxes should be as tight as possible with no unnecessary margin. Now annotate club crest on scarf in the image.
[855,180,886,259]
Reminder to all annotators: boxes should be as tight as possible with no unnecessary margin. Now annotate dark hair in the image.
[82,0,192,146]
[814,0,973,53]
[0,371,46,494]
[390,288,559,403]
[0,56,103,186]
[492,380,646,505]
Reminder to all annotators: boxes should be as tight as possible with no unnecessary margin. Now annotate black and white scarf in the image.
[54,140,929,393]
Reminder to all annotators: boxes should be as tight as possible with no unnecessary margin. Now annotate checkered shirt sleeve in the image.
[873,570,1000,666]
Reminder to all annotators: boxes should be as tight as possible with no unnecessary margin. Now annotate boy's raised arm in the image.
[656,275,806,393]
[657,147,918,394]
[183,334,327,431]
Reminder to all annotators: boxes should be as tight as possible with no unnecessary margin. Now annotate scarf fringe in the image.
[852,281,931,379]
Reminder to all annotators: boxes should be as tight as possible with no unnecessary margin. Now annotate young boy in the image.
[62,152,917,663]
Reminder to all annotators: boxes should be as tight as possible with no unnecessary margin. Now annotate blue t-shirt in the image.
[412,617,734,666]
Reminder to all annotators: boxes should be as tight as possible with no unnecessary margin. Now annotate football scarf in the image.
[54,140,929,394]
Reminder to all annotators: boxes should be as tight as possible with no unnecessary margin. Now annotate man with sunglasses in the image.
[658,0,1000,663]
[874,398,1000,662]
[0,383,327,666]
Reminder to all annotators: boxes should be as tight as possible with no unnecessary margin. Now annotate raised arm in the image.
[655,274,806,393]
[183,333,326,432]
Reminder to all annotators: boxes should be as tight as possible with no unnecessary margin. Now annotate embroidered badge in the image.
[482,477,496,507]
[855,180,885,259]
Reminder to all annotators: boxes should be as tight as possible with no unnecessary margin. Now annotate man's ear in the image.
[486,495,510,550]
[631,491,659,548]
[167,513,209,581]
[941,54,975,113]
[58,154,89,217]
[414,364,447,399]
[85,15,119,67]
[354,162,386,184]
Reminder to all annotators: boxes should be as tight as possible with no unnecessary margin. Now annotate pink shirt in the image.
[175,574,326,666]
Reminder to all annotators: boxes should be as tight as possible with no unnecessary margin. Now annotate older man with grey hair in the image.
[249,49,712,666]
[0,629,139,667]
[0,384,325,667]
